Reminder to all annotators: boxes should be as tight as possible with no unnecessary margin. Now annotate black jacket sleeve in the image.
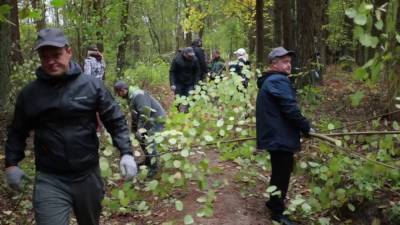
[169,58,178,86]
[5,92,32,167]
[96,81,133,156]
[268,78,310,134]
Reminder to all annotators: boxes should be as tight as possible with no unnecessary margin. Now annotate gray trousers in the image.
[33,169,104,225]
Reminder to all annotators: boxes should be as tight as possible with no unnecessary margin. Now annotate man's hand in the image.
[170,85,176,91]
[6,166,28,191]
[120,154,138,180]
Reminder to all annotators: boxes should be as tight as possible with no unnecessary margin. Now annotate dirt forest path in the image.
[107,149,272,225]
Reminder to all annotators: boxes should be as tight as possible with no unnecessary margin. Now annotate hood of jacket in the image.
[257,70,289,89]
[36,61,82,82]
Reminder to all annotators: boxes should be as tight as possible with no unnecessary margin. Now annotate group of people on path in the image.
[4,28,312,225]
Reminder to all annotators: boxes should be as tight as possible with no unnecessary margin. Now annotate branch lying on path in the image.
[332,109,400,131]
[325,142,400,170]
[310,133,342,146]
[325,130,400,136]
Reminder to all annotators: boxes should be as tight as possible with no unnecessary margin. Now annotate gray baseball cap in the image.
[34,28,69,50]
[267,47,295,63]
[183,47,195,57]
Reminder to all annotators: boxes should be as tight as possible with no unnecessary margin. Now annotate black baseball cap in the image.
[34,28,69,50]
[183,47,195,57]
[267,47,295,63]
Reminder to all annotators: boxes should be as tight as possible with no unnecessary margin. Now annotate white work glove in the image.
[170,85,176,91]
[119,154,138,180]
[6,166,28,191]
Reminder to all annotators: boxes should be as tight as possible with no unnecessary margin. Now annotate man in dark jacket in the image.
[114,81,166,177]
[192,38,208,81]
[169,47,201,112]
[4,28,137,225]
[256,47,312,225]
[208,50,225,80]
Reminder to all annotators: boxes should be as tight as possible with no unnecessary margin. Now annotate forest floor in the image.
[0,65,398,225]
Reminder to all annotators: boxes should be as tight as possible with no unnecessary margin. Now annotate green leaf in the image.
[99,157,109,171]
[354,14,367,25]
[51,0,66,8]
[103,146,113,156]
[0,4,11,22]
[181,149,189,157]
[204,135,214,142]
[292,198,305,205]
[175,200,184,211]
[327,123,335,130]
[301,202,312,212]
[345,8,357,18]
[347,203,356,212]
[184,215,194,224]
[374,20,383,30]
[196,196,207,203]
[396,34,400,44]
[318,217,331,225]
[359,33,379,48]
[147,180,159,190]
[355,67,368,80]
[350,91,364,107]
[216,119,224,127]
[168,138,177,145]
[266,185,277,193]
[173,160,182,168]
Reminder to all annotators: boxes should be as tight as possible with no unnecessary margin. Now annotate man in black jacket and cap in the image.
[169,47,201,112]
[256,47,313,225]
[4,28,137,225]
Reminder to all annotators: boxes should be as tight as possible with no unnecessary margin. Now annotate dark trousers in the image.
[266,151,294,216]
[33,168,104,225]
[138,124,163,169]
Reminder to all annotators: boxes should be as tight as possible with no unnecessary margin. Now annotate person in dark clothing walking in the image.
[192,38,208,81]
[4,28,137,225]
[114,81,166,177]
[208,50,225,80]
[256,47,313,225]
[169,47,201,112]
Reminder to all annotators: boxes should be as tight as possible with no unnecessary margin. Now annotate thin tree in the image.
[255,0,264,66]
[116,0,130,78]
[0,0,12,111]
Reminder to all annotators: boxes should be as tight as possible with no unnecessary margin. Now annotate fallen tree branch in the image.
[325,130,400,136]
[310,133,342,146]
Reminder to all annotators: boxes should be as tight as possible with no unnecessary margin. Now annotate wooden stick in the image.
[310,133,342,146]
[325,130,400,136]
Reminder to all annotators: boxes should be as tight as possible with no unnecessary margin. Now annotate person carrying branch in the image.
[256,47,313,225]
[114,81,166,177]
[4,28,137,225]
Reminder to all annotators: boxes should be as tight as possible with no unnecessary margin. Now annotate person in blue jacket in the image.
[256,47,313,225]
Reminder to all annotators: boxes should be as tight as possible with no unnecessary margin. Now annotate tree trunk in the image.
[93,0,105,52]
[31,0,46,31]
[281,0,295,50]
[10,0,23,64]
[255,0,264,66]
[273,0,282,46]
[0,0,12,111]
[116,0,130,78]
